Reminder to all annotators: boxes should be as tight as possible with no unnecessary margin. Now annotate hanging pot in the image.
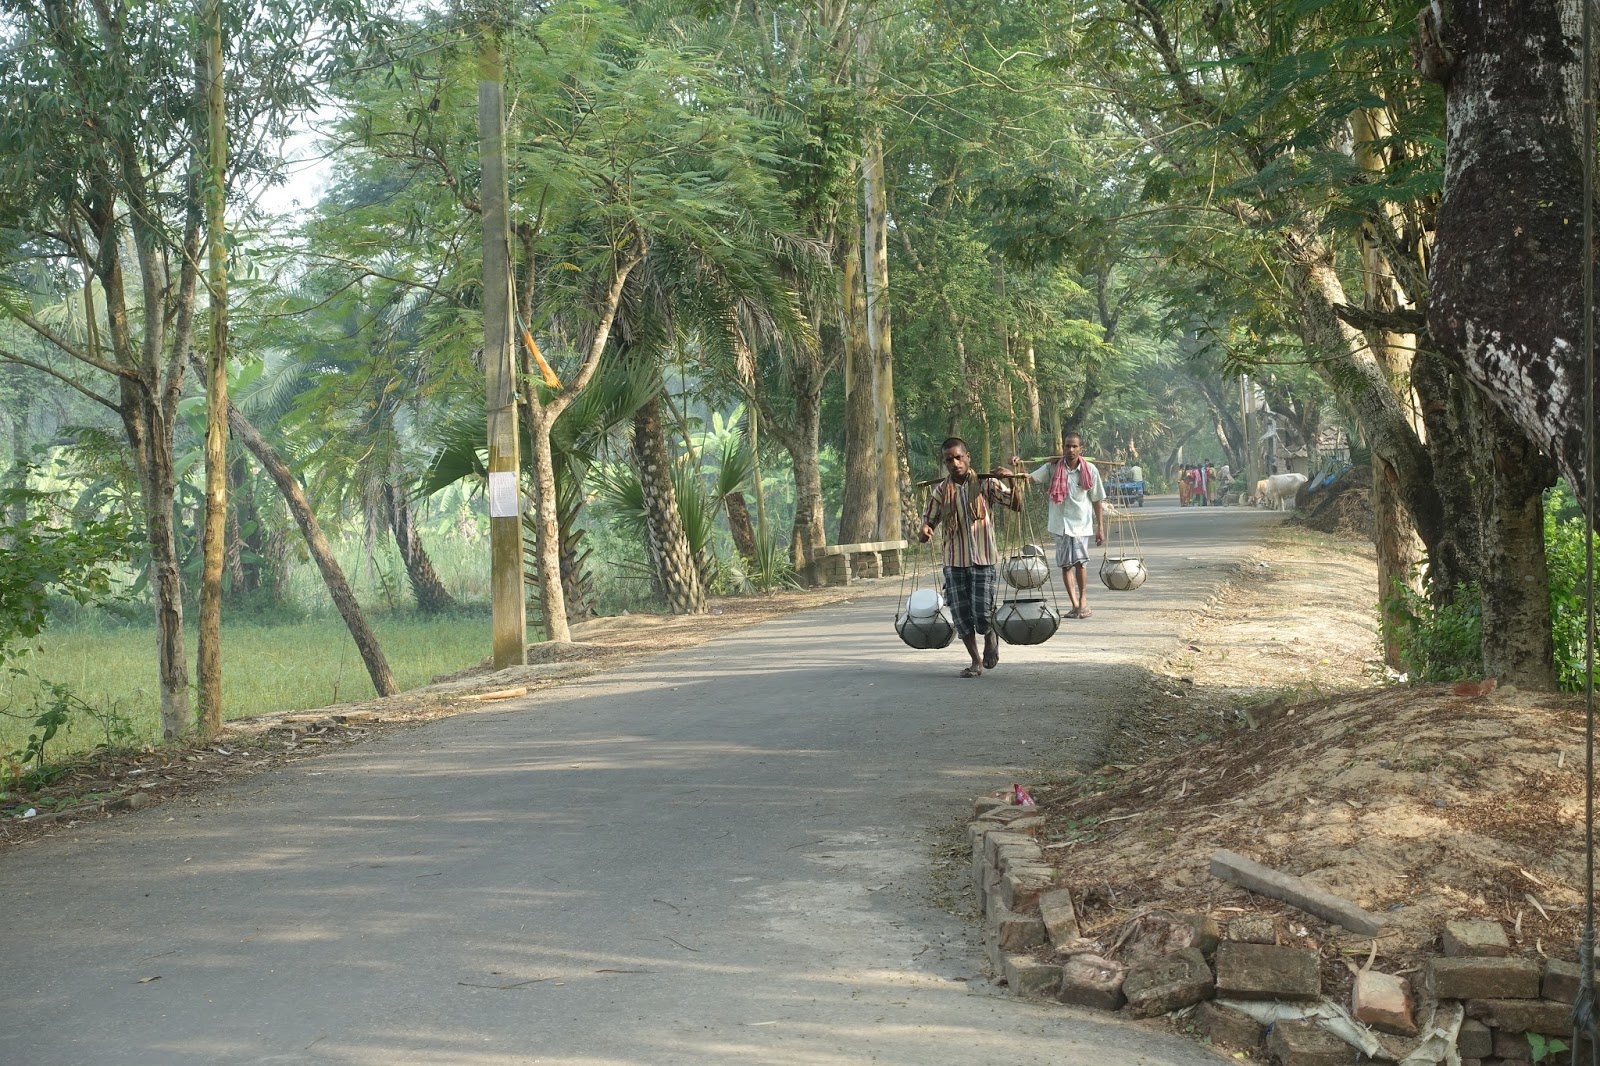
[1100,556,1148,591]
[992,596,1060,646]
[896,607,956,649]
[1002,553,1050,590]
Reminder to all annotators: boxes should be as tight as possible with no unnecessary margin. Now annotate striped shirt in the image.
[923,475,1014,567]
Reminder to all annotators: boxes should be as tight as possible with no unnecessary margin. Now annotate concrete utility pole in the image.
[478,30,526,668]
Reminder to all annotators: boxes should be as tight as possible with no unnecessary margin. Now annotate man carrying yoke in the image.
[918,437,1020,678]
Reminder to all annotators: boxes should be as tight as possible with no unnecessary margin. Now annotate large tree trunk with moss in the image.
[227,402,398,697]
[1424,0,1598,509]
[384,484,457,614]
[634,396,706,614]
[1477,404,1559,688]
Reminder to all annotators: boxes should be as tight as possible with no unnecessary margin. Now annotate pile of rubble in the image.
[970,800,1586,1065]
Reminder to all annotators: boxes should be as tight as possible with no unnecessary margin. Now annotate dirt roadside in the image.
[1007,522,1591,1016]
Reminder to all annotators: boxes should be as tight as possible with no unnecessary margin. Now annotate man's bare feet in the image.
[960,664,984,678]
[982,639,999,669]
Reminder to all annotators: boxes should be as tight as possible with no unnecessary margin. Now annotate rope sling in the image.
[1099,464,1148,592]
[894,486,955,650]
[994,469,1061,645]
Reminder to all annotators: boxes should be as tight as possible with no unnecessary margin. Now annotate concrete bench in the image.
[815,539,910,586]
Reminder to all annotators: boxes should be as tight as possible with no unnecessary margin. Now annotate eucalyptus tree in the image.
[0,0,388,738]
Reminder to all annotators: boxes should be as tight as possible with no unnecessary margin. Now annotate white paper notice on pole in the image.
[488,471,519,518]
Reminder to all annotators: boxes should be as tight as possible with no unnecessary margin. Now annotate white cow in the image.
[1256,472,1309,511]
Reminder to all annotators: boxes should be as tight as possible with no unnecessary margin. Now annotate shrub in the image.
[1545,482,1595,691]
[0,484,133,666]
[1390,579,1483,682]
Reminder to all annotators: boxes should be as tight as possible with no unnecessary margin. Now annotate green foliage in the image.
[1393,485,1596,691]
[1544,483,1596,692]
[591,458,723,593]
[0,484,132,666]
[2,681,137,790]
[1527,1033,1568,1064]
[1390,580,1483,683]
[746,531,800,595]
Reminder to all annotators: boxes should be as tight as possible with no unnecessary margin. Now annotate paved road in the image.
[3,500,1281,1065]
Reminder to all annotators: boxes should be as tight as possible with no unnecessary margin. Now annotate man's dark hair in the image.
[1061,430,1083,445]
[940,437,969,454]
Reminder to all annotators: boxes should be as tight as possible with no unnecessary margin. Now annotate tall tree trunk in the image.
[1412,348,1485,599]
[837,221,878,544]
[142,417,190,740]
[725,490,759,568]
[1351,108,1426,669]
[1285,222,1445,554]
[385,484,457,614]
[122,387,189,740]
[226,402,399,697]
[1424,0,1597,507]
[634,396,706,614]
[1478,404,1560,688]
[227,452,266,598]
[862,123,902,540]
[525,404,572,641]
[196,0,229,739]
[784,382,827,581]
[1022,339,1041,442]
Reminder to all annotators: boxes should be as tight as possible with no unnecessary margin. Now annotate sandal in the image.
[960,665,984,678]
[1065,606,1082,619]
[983,645,999,669]
[1078,606,1093,618]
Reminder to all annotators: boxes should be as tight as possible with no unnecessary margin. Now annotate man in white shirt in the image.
[1013,432,1106,618]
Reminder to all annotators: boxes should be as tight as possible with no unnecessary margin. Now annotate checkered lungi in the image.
[943,565,996,639]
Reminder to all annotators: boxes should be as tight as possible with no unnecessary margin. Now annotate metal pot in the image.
[1100,556,1148,591]
[896,609,956,650]
[992,597,1060,645]
[1002,554,1051,590]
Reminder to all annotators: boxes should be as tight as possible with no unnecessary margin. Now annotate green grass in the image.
[1,613,497,758]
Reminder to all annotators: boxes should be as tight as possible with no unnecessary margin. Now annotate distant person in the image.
[1014,431,1105,619]
[919,437,1019,678]
[1177,464,1193,506]
[1193,462,1210,506]
[1203,462,1218,505]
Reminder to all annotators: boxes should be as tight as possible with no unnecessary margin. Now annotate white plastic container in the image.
[907,588,944,618]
